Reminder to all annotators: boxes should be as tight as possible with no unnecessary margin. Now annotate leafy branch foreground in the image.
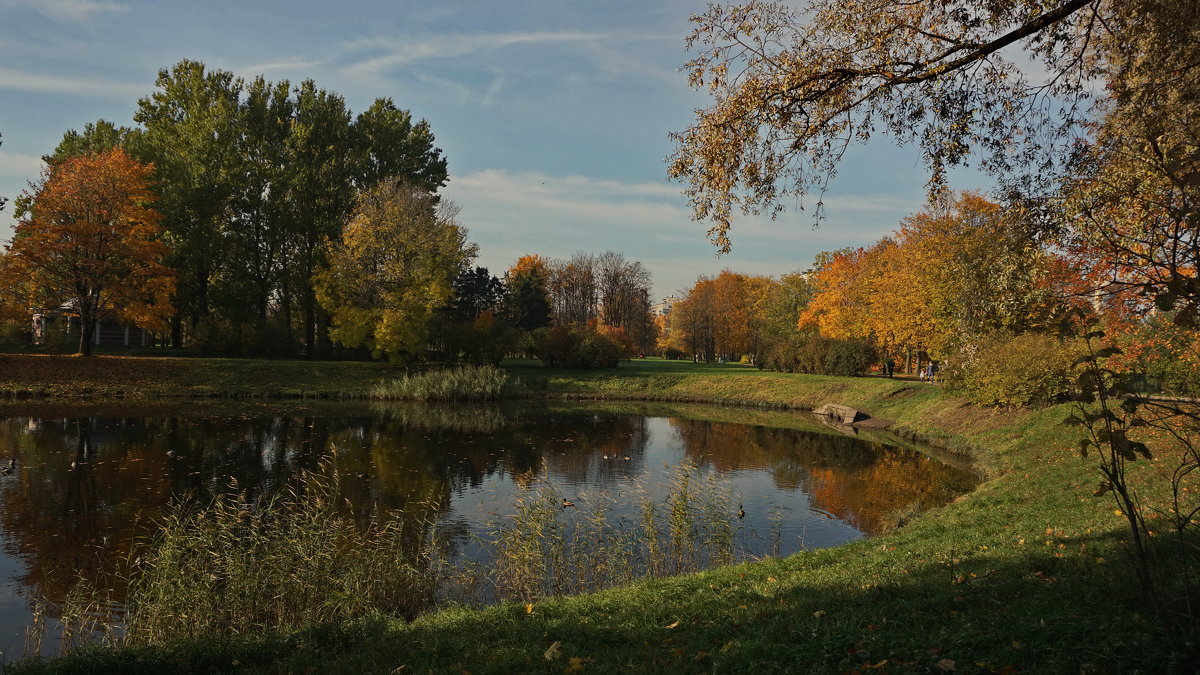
[10,370,1200,673]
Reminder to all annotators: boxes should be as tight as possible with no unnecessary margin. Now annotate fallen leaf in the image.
[938,658,956,671]
[544,641,562,661]
[665,620,680,629]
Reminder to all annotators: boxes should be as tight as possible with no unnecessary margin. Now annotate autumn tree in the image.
[313,179,475,362]
[1061,89,1200,324]
[667,1,1194,252]
[0,148,174,355]
[669,276,717,361]
[798,193,1063,370]
[798,248,872,341]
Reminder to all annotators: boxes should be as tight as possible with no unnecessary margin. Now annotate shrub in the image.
[761,333,876,376]
[822,338,877,376]
[531,325,621,369]
[943,332,1083,407]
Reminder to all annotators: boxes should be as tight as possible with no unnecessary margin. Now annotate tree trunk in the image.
[78,314,94,356]
[303,287,316,358]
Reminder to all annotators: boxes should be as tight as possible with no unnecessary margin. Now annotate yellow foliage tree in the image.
[313,179,476,362]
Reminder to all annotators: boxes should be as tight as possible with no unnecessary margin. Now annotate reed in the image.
[370,365,517,401]
[120,471,440,645]
[42,460,745,655]
[469,462,742,603]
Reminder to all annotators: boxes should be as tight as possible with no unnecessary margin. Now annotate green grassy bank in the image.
[4,357,1192,672]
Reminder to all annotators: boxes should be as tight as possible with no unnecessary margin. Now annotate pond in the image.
[0,401,977,657]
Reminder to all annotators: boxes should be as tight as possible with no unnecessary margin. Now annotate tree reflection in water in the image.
[0,403,976,656]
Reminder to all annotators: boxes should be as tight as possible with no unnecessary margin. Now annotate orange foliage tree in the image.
[670,270,780,362]
[797,247,871,340]
[799,193,1064,372]
[0,148,174,355]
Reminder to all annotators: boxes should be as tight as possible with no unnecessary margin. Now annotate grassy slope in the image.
[6,357,1188,673]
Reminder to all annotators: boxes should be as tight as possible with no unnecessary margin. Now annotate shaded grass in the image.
[5,358,1197,672]
[0,354,410,400]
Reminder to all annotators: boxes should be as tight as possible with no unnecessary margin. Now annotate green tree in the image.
[218,76,295,337]
[447,266,505,323]
[284,80,356,357]
[353,98,448,192]
[135,60,242,346]
[43,119,142,167]
[313,179,476,362]
[504,266,553,332]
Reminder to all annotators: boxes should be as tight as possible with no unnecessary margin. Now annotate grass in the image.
[3,356,1197,672]
[370,364,516,401]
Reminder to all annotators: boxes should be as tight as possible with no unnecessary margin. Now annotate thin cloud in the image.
[237,57,327,78]
[0,66,144,98]
[343,31,604,76]
[446,168,919,297]
[1,0,127,20]
[339,29,673,86]
[0,149,44,178]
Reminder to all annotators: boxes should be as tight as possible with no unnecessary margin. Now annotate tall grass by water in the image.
[370,365,517,401]
[46,461,747,651]
[455,462,741,604]
[119,471,441,645]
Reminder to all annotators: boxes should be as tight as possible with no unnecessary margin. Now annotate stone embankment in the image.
[812,402,895,429]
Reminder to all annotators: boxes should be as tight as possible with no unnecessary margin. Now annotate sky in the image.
[0,0,991,301]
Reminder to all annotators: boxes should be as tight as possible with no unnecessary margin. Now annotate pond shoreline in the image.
[2,356,1188,672]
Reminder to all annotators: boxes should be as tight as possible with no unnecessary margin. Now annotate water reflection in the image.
[0,403,976,656]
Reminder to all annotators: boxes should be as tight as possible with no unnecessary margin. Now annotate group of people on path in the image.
[881,358,938,384]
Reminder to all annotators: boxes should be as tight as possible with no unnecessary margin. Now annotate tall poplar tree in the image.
[134,60,242,346]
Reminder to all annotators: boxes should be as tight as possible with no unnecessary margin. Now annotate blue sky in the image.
[0,0,990,300]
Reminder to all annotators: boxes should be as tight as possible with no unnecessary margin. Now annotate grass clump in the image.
[120,471,439,645]
[371,365,516,401]
[464,463,739,604]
